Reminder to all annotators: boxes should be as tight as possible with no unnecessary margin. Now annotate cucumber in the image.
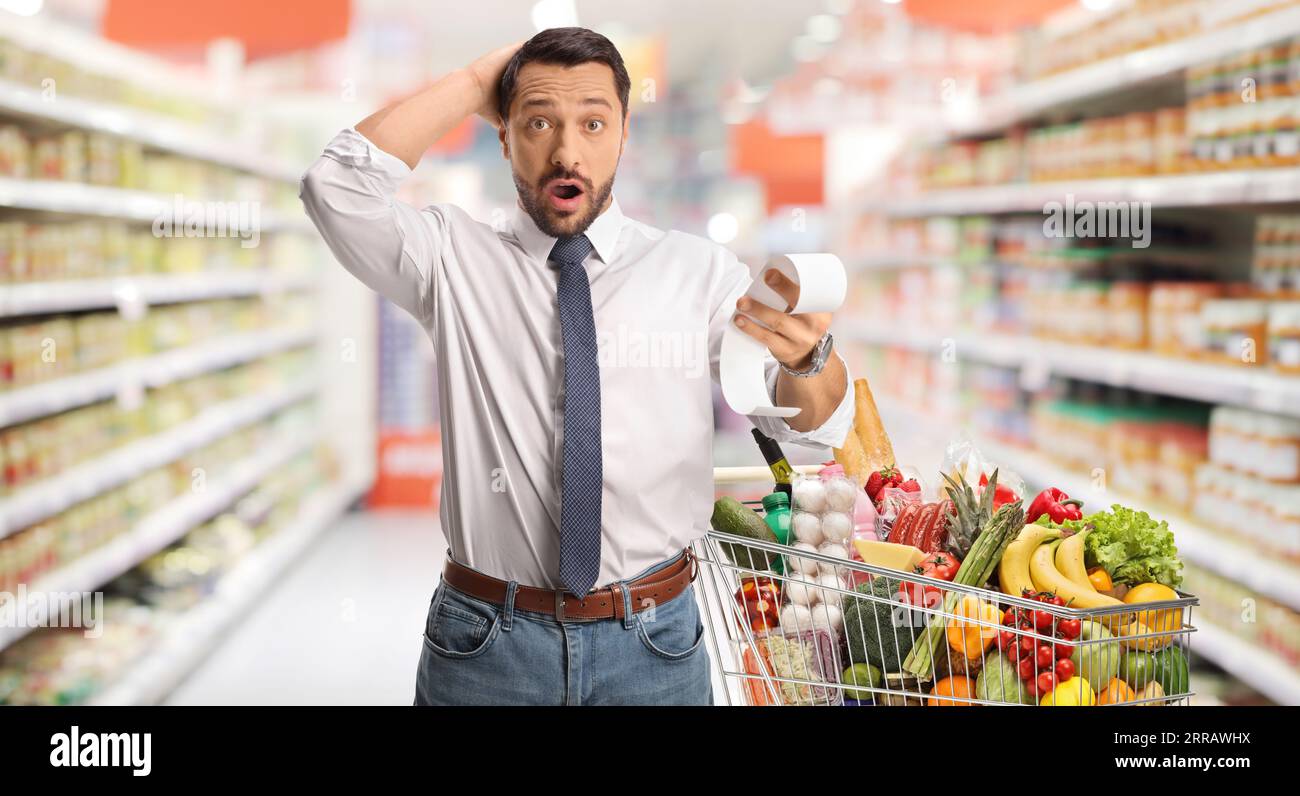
[1154,646,1189,697]
[711,497,781,572]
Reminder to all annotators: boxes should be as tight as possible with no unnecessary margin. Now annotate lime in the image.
[1120,651,1158,691]
[841,663,882,701]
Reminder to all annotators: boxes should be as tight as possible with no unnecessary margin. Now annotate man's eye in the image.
[529,118,550,131]
[586,119,604,132]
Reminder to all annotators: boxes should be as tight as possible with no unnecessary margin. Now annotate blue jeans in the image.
[413,551,713,706]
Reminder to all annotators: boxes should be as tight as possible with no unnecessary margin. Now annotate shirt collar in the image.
[511,193,626,265]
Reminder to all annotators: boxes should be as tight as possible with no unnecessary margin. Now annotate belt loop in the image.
[502,580,518,631]
[619,578,636,630]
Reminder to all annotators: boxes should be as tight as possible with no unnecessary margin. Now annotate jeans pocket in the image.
[422,584,502,660]
[635,589,705,661]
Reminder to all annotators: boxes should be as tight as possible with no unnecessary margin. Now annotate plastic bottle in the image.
[760,492,791,576]
[761,492,792,545]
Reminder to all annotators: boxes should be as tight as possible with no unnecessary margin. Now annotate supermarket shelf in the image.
[0,78,300,184]
[1193,620,1300,706]
[0,432,312,654]
[0,177,312,232]
[976,437,1300,613]
[0,380,316,538]
[933,5,1300,140]
[865,167,1300,217]
[87,478,366,706]
[0,325,313,428]
[0,271,315,318]
[845,323,1300,417]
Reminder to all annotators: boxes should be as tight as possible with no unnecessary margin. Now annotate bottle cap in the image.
[761,492,790,512]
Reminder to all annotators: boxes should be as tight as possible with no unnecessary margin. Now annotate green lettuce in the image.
[1066,505,1183,588]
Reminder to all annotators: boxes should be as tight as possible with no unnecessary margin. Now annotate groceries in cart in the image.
[704,377,1194,706]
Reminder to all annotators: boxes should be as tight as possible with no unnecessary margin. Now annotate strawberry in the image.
[865,470,886,501]
[899,478,920,493]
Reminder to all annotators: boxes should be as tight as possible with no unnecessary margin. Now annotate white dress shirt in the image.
[300,128,856,589]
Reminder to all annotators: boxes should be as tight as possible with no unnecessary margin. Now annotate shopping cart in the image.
[695,467,1199,706]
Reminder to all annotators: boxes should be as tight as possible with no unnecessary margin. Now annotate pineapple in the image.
[941,468,998,560]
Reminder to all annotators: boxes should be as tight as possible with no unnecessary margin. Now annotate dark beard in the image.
[513,168,615,239]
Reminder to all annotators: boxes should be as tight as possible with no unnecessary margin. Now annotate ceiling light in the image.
[1079,0,1115,9]
[0,0,43,15]
[807,14,842,43]
[791,35,826,63]
[707,213,739,244]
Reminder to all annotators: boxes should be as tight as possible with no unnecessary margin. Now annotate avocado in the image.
[711,497,781,572]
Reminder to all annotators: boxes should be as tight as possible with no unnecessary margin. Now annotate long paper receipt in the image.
[719,252,847,417]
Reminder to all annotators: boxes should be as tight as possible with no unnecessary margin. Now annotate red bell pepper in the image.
[1025,487,1084,524]
[978,472,1019,510]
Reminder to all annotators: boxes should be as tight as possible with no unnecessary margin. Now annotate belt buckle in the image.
[554,590,567,622]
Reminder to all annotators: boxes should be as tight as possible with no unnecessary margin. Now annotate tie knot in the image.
[549,235,593,268]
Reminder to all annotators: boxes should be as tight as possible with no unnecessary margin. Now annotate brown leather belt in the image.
[441,549,698,622]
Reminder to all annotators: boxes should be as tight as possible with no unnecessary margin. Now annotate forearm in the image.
[774,352,848,433]
[355,68,484,170]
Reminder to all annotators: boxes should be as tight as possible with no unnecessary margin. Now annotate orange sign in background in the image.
[103,0,351,61]
[730,118,825,213]
[370,430,443,511]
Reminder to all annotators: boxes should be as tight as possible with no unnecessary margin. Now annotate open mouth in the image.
[546,179,586,211]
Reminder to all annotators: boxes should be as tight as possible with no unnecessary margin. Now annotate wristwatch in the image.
[779,332,834,378]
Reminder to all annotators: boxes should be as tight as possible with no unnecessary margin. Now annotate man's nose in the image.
[550,124,583,172]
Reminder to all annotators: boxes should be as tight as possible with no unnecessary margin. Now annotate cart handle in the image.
[712,464,823,485]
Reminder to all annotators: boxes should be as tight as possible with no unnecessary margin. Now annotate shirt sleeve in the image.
[706,245,856,450]
[298,127,448,325]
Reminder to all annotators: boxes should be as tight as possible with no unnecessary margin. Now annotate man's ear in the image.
[498,122,509,160]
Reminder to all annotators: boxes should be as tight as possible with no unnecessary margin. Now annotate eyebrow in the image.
[521,96,614,111]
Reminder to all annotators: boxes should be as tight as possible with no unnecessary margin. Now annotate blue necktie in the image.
[550,235,602,596]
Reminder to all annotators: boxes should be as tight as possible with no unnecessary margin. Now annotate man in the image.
[300,27,854,706]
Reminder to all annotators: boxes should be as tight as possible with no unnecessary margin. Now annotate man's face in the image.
[501,61,627,238]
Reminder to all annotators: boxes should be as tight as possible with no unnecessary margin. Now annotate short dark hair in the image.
[498,27,630,123]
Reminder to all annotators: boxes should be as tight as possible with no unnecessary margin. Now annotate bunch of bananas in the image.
[997,526,1125,613]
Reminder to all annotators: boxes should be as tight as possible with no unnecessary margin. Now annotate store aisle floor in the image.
[165,510,446,706]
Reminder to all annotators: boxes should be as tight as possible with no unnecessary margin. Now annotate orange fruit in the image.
[927,676,976,706]
[1097,676,1137,705]
[1087,566,1112,592]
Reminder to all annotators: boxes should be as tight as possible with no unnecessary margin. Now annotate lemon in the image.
[1040,676,1096,707]
[1123,583,1181,648]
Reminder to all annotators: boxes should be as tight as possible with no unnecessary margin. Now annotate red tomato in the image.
[1035,645,1054,668]
[1036,671,1057,694]
[1055,658,1075,681]
[1058,619,1081,640]
[1018,657,1036,680]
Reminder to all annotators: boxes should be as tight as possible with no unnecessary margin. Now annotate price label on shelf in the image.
[1019,356,1051,392]
[112,282,148,321]
[116,375,145,412]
